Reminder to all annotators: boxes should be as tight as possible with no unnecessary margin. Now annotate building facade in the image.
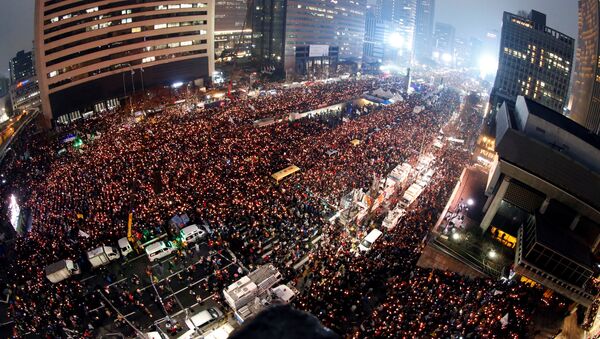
[433,22,455,61]
[414,0,435,62]
[9,50,36,84]
[8,50,42,115]
[214,0,251,61]
[251,0,287,73]
[283,0,365,76]
[0,77,9,97]
[490,10,574,114]
[34,0,215,124]
[363,5,386,65]
[570,0,600,134]
[379,0,416,64]
[483,96,600,306]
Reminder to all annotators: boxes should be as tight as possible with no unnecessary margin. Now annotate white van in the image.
[358,229,383,252]
[185,307,223,330]
[145,241,176,262]
[180,224,206,244]
[118,237,133,257]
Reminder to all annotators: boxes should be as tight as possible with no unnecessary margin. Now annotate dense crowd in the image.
[0,76,548,337]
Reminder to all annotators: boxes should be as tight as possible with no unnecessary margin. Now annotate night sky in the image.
[0,0,579,78]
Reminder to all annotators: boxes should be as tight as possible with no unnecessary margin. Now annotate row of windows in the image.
[46,31,201,67]
[48,39,206,79]
[45,21,207,56]
[44,0,201,17]
[44,3,206,34]
[48,49,207,91]
[45,11,207,44]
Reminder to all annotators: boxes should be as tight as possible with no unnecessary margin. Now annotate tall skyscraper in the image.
[571,0,600,134]
[414,0,435,62]
[34,0,215,125]
[433,23,455,58]
[363,4,386,64]
[379,0,417,63]
[489,10,574,114]
[9,50,36,84]
[253,0,366,77]
[8,50,41,115]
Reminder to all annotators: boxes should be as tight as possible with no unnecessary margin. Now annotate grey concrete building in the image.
[482,96,600,306]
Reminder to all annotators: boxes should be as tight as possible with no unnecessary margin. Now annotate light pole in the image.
[140,67,145,95]
[98,290,147,339]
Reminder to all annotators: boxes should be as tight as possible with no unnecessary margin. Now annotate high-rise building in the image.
[0,77,9,97]
[251,0,287,73]
[9,50,36,84]
[433,22,455,59]
[34,0,215,125]
[483,96,600,307]
[253,0,366,77]
[214,0,252,61]
[414,0,435,62]
[571,0,600,134]
[363,5,386,64]
[489,10,574,114]
[379,0,417,64]
[8,50,41,115]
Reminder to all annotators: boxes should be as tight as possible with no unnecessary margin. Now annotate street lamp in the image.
[467,198,474,206]
[452,232,461,241]
[488,249,497,259]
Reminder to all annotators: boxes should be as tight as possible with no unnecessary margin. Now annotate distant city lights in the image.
[9,194,20,231]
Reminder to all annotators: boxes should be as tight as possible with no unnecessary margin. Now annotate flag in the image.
[500,313,509,328]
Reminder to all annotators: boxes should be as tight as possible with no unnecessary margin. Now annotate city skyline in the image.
[0,0,578,78]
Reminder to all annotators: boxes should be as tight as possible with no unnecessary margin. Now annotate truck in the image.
[382,207,407,230]
[86,245,120,268]
[399,183,425,208]
[45,259,81,283]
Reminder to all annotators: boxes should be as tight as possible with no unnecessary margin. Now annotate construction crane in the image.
[217,0,254,91]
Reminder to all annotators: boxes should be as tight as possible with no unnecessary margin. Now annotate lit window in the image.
[180,4,193,8]
[62,14,72,20]
[180,41,193,46]
[168,4,181,9]
[168,42,180,48]
[154,23,167,29]
[121,18,132,24]
[157,5,167,10]
[142,56,156,63]
[131,27,142,33]
[167,22,180,28]
[86,7,98,13]
[121,9,132,15]
[48,71,58,78]
[50,17,59,23]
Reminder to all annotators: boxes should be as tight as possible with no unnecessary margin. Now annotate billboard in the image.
[309,45,329,57]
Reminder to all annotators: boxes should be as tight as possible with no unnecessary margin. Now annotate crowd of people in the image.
[0,75,551,337]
